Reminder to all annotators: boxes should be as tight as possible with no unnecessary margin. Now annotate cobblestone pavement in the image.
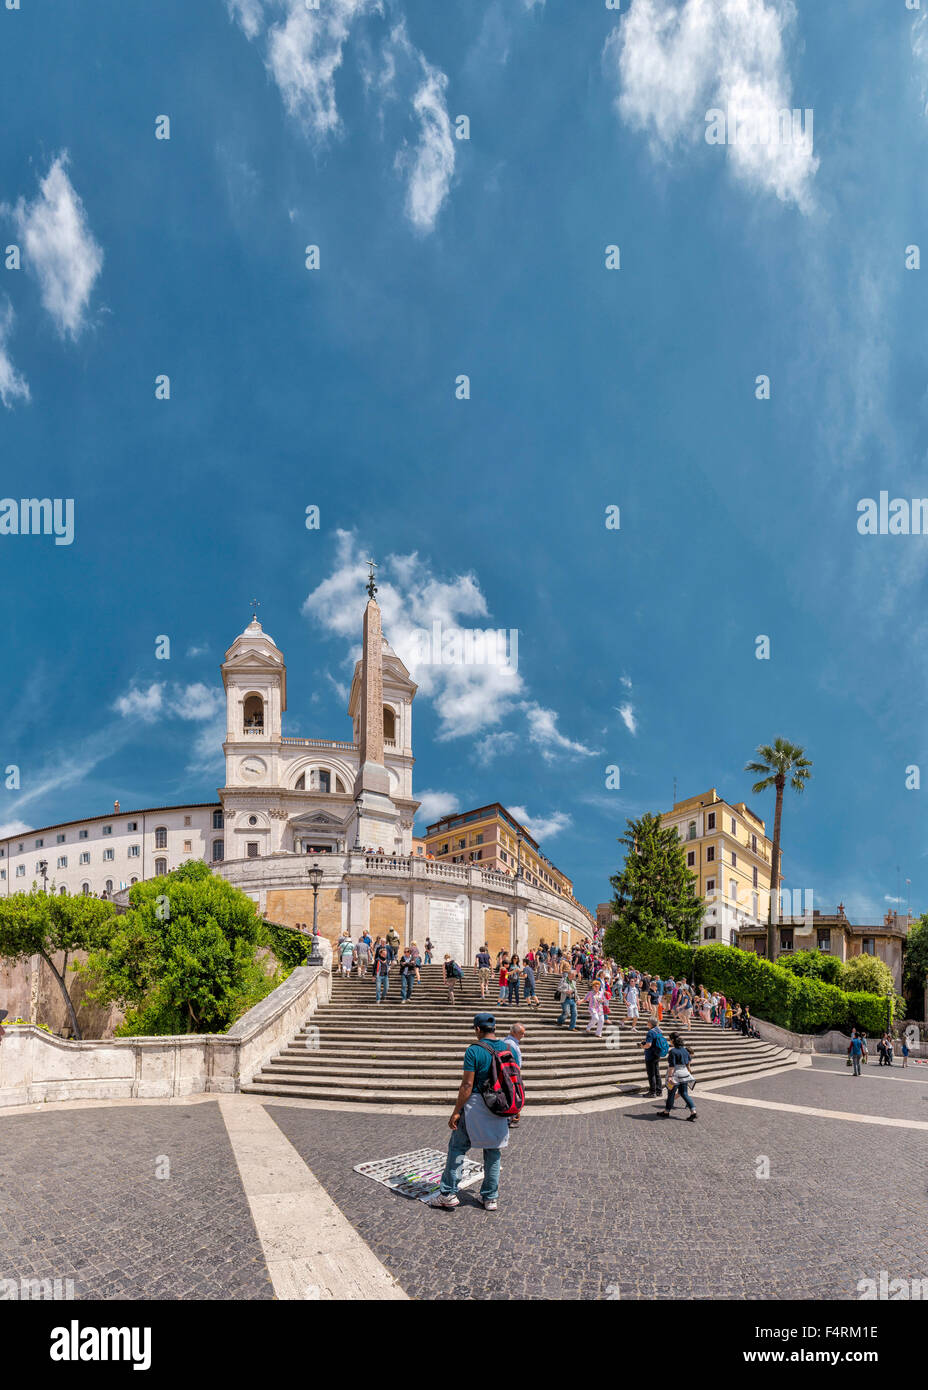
[268,1093,928,1301]
[713,1056,928,1122]
[0,1102,273,1300]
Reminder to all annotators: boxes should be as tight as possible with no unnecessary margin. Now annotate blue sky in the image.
[1,0,927,922]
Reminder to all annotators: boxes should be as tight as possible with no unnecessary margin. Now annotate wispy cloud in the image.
[604,0,817,211]
[112,681,223,724]
[523,702,597,762]
[509,805,571,841]
[113,683,164,723]
[0,298,29,409]
[413,789,460,826]
[615,702,637,735]
[10,154,103,338]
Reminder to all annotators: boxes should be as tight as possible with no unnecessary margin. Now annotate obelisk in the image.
[353,561,396,848]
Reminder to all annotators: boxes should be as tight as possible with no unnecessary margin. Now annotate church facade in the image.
[0,588,595,961]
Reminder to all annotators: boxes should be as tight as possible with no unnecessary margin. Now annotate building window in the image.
[780,929,794,951]
[295,773,305,790]
[128,845,140,858]
[730,879,737,900]
[103,848,114,861]
[155,859,167,876]
[730,817,736,835]
[704,925,717,940]
[706,846,715,863]
[383,706,396,741]
[155,827,167,848]
[731,851,737,867]
[212,840,224,862]
[752,892,759,918]
[130,877,138,886]
[0,870,5,880]
[105,879,113,893]
[243,694,264,730]
[319,770,331,793]
[862,937,875,955]
[183,840,191,853]
[248,816,258,827]
[79,829,88,840]
[79,852,90,865]
[16,864,25,877]
[817,930,831,952]
[81,882,91,895]
[57,856,67,869]
[687,821,696,840]
[35,838,43,848]
[184,815,191,827]
[751,834,758,853]
[247,842,259,858]
[706,812,716,830]
[127,821,138,832]
[752,865,758,888]
[687,851,695,867]
[705,878,715,895]
[213,810,224,830]
[56,833,66,844]
[102,826,112,836]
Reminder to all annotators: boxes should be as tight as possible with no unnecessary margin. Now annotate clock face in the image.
[240,756,266,780]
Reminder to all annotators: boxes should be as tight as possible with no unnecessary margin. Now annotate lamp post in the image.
[306,864,324,965]
[516,831,524,880]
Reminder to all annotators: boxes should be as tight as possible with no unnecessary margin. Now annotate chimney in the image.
[114,800,120,813]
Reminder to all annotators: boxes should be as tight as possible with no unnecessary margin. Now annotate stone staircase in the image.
[242,964,797,1107]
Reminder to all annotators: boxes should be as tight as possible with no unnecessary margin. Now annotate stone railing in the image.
[280,737,358,751]
[0,947,332,1109]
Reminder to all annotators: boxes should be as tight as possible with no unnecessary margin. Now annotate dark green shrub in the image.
[845,990,891,1035]
[779,949,843,985]
[790,976,848,1033]
[603,923,694,978]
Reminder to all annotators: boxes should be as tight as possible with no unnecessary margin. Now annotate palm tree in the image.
[744,738,813,959]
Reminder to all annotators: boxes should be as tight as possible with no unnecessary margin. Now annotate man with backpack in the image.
[429,1012,524,1212]
[639,1018,669,1096]
[444,953,463,1003]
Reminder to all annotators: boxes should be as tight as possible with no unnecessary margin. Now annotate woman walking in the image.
[584,979,606,1038]
[658,1033,697,1120]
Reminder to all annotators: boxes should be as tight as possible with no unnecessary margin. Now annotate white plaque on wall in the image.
[428,897,467,961]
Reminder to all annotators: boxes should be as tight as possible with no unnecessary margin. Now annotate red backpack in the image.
[477,1041,525,1118]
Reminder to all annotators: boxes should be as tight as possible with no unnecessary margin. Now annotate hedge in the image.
[603,926,891,1035]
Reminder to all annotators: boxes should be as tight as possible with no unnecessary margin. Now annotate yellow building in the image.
[423,802,575,899]
[660,788,782,945]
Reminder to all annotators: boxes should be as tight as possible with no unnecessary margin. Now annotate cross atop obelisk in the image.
[366,558,377,600]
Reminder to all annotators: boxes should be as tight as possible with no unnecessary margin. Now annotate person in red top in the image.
[498,961,509,1006]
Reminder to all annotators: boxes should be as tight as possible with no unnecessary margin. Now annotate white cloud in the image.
[884,894,904,905]
[472,730,518,766]
[413,789,461,826]
[113,683,165,723]
[186,643,209,658]
[11,154,103,338]
[304,529,522,739]
[186,716,227,774]
[0,299,29,409]
[170,683,224,721]
[227,1,455,232]
[605,0,817,211]
[326,670,349,703]
[0,820,29,839]
[615,702,637,735]
[620,674,632,689]
[509,806,571,841]
[523,702,597,761]
[398,52,455,233]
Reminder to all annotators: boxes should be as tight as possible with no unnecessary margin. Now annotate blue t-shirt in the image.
[643,1026,664,1058]
[850,1037,863,1056]
[464,1038,508,1087]
[522,965,536,991]
[668,1045,691,1070]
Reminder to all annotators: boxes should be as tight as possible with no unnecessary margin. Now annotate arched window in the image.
[335,776,345,793]
[155,859,167,876]
[295,773,305,790]
[81,882,90,895]
[154,826,167,849]
[130,877,138,886]
[105,879,113,893]
[383,706,396,741]
[212,840,224,862]
[243,694,264,730]
[58,885,67,895]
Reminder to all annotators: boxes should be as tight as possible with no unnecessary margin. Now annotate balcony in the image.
[280,737,358,751]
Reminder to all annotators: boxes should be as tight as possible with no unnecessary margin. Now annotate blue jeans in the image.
[439,1116,501,1202]
[665,1080,695,1112]
[400,974,414,1000]
[851,1053,861,1075]
[558,998,577,1029]
[375,973,389,1001]
[508,981,520,1004]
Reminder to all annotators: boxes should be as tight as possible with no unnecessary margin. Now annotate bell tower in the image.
[221,607,286,789]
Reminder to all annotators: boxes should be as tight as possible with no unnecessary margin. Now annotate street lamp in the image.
[516,831,524,880]
[306,864,324,965]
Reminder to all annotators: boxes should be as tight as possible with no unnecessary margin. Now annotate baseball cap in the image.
[473,1012,495,1031]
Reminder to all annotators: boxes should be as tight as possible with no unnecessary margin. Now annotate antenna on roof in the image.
[673,776,677,805]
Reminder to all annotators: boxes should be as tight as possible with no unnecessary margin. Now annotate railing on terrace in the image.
[280,737,359,750]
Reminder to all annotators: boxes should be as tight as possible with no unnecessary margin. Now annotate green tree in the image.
[903,915,928,1015]
[778,948,843,985]
[840,954,896,1002]
[0,888,117,1040]
[80,860,268,1035]
[609,812,704,944]
[744,738,813,959]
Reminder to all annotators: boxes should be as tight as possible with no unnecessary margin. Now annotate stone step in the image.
[241,1056,792,1106]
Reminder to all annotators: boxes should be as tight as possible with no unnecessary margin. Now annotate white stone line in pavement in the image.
[217,1096,407,1301]
[695,1090,928,1131]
